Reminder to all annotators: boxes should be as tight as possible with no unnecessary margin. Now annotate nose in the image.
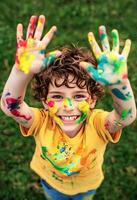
[62,97,74,111]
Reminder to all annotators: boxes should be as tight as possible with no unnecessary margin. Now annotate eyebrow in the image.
[48,91,88,94]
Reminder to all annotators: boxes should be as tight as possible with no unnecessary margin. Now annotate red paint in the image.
[122,74,128,79]
[48,100,55,107]
[28,16,37,38]
[6,97,32,121]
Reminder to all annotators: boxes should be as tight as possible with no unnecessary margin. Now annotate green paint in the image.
[112,30,118,49]
[121,108,132,120]
[111,88,130,101]
[41,146,67,173]
[100,32,107,42]
[76,113,87,124]
[66,97,72,106]
[42,54,56,70]
[41,146,80,176]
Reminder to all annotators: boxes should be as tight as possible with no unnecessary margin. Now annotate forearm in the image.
[1,64,34,126]
[108,79,136,128]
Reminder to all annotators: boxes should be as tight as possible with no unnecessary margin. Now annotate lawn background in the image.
[0,0,137,199]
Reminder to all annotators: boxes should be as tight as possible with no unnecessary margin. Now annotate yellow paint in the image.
[37,20,43,28]
[78,101,90,113]
[18,51,35,74]
[27,37,35,48]
[48,101,64,125]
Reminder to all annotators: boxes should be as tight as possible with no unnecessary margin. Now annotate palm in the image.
[80,26,131,86]
[16,15,61,74]
[96,51,127,85]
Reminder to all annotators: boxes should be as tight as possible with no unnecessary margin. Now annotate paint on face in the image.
[62,97,72,108]
[76,100,90,124]
[47,99,64,125]
[5,93,31,120]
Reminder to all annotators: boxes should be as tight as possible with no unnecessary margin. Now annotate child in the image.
[1,15,136,200]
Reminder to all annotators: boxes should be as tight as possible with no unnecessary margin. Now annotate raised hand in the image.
[80,26,131,86]
[15,15,61,74]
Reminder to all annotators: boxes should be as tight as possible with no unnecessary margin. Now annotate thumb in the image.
[41,50,62,70]
[80,61,98,81]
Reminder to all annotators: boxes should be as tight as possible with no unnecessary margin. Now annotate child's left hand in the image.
[80,26,131,86]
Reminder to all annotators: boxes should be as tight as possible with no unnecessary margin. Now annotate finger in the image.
[88,32,102,59]
[41,50,62,70]
[80,61,109,85]
[26,15,37,39]
[79,61,98,81]
[121,39,131,58]
[42,26,57,48]
[16,23,23,42]
[34,15,45,40]
[99,25,110,51]
[111,29,119,52]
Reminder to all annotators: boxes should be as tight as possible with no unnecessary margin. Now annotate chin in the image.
[59,123,83,135]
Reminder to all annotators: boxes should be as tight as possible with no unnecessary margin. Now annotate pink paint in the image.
[47,100,55,107]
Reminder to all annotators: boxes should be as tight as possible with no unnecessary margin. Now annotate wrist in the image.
[108,78,130,90]
[13,64,34,80]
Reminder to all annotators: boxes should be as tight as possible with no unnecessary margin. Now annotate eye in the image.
[51,95,63,101]
[74,95,87,101]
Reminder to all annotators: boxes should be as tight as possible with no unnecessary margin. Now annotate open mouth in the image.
[58,115,80,123]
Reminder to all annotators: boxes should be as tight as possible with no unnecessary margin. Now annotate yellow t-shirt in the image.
[20,108,121,195]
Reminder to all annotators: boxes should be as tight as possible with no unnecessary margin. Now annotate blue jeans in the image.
[40,179,96,200]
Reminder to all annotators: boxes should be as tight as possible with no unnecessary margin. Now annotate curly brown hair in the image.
[32,45,104,101]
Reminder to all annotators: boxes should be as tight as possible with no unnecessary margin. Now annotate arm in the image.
[1,15,61,128]
[80,26,136,133]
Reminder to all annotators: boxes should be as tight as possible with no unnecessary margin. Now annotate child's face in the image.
[44,77,95,136]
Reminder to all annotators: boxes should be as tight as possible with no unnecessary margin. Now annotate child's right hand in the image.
[15,15,61,75]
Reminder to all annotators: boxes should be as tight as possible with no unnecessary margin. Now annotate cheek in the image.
[77,100,90,113]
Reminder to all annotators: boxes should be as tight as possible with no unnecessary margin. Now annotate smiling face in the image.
[43,76,96,137]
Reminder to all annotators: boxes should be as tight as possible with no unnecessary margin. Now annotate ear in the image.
[42,100,49,110]
[89,96,97,109]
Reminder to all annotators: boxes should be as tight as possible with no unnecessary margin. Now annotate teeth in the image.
[61,116,78,121]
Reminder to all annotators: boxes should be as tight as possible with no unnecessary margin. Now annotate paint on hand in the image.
[41,52,57,70]
[86,27,130,87]
[18,49,35,74]
[27,16,37,38]
[47,99,64,125]
[99,25,110,50]
[76,100,90,124]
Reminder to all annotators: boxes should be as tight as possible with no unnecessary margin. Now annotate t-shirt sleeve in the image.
[20,107,46,137]
[93,109,122,143]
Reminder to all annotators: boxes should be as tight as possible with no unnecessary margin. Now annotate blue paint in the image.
[111,88,130,101]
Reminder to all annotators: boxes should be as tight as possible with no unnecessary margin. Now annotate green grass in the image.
[0,0,137,199]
